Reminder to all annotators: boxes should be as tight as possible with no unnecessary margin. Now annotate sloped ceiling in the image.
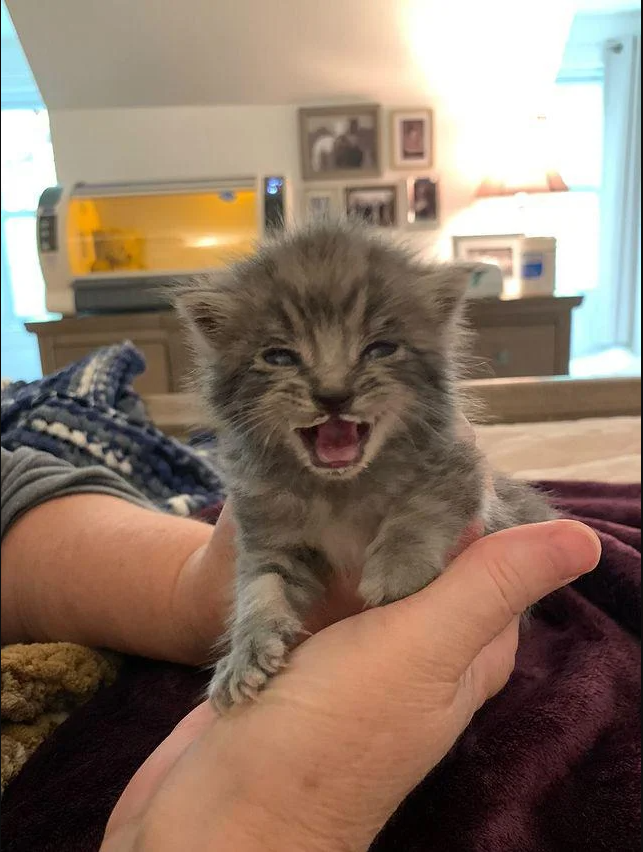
[4,0,639,111]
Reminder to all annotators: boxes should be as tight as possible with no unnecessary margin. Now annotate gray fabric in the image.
[1,446,155,539]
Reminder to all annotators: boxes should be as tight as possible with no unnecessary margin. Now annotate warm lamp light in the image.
[473,116,568,200]
[468,117,566,299]
[475,170,568,198]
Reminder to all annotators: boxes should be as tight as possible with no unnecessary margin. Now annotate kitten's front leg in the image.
[359,527,451,608]
[359,507,476,607]
[209,550,324,711]
[360,449,483,607]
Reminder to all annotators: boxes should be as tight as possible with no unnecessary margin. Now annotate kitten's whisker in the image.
[390,412,420,452]
[261,424,280,460]
[228,410,275,433]
[399,407,451,446]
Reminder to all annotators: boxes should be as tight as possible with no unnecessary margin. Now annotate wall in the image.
[50,101,481,260]
[50,106,296,185]
[8,0,583,260]
[48,12,638,260]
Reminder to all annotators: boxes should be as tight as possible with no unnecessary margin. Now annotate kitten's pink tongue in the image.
[315,418,360,465]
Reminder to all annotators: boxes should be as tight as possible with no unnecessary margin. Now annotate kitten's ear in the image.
[419,262,478,327]
[172,276,235,350]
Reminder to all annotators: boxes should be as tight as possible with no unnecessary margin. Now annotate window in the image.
[559,11,641,367]
[1,109,57,319]
[452,11,641,370]
[447,80,604,335]
[1,2,57,381]
[529,77,603,303]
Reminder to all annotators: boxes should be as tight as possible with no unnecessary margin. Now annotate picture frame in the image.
[406,177,439,226]
[303,188,340,220]
[390,109,433,170]
[345,184,397,227]
[298,104,381,182]
[452,234,524,288]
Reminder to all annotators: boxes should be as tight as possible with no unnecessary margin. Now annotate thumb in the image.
[392,520,601,674]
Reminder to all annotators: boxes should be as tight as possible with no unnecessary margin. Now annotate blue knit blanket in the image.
[1,342,223,515]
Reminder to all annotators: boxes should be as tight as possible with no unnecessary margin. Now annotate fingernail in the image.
[547,520,602,579]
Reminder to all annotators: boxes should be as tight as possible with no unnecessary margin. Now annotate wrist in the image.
[201,710,378,852]
[170,542,224,664]
[170,510,236,665]
[138,797,332,852]
[134,715,367,852]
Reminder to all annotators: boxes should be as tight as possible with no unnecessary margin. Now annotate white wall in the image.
[10,0,579,259]
[50,101,484,260]
[41,7,639,264]
[50,106,296,185]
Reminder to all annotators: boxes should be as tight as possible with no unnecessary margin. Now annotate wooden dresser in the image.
[26,295,583,393]
[465,295,582,378]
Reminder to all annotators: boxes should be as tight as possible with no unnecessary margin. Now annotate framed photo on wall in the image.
[406,177,439,225]
[345,184,397,227]
[390,109,433,169]
[298,104,381,181]
[303,188,340,220]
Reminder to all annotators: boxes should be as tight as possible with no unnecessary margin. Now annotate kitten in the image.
[175,221,556,710]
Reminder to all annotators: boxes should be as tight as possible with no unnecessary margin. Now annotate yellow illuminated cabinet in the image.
[37,177,288,315]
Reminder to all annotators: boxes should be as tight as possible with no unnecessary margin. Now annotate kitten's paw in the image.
[208,651,275,711]
[358,572,390,607]
[208,620,299,711]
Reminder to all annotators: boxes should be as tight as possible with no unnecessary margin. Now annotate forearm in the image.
[1,494,226,663]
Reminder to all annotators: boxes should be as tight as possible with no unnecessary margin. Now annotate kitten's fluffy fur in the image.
[176,221,555,710]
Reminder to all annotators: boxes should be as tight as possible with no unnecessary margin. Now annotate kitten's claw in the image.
[358,573,388,608]
[209,655,272,711]
[208,626,296,712]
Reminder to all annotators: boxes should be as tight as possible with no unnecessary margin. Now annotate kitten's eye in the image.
[362,341,399,361]
[262,348,301,367]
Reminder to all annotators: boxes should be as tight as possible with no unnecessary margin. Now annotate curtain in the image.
[585,31,641,355]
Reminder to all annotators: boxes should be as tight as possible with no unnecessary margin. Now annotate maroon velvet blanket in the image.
[2,481,640,852]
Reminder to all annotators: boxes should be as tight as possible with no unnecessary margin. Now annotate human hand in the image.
[103,519,600,852]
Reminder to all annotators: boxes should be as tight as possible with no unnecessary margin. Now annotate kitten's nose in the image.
[313,393,353,414]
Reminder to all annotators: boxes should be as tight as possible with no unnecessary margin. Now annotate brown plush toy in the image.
[1,643,119,793]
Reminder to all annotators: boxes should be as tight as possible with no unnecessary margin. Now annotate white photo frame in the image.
[390,109,434,170]
[345,184,398,227]
[303,188,340,220]
[452,234,524,289]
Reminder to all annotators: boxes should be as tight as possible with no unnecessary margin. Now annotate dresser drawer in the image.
[471,325,557,378]
[53,342,171,394]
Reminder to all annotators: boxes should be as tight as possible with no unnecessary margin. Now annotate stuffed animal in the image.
[91,229,146,272]
[1,643,119,793]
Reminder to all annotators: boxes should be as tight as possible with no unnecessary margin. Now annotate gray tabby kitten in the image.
[175,221,555,710]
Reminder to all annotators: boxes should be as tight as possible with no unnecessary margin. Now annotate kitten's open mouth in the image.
[297,417,371,469]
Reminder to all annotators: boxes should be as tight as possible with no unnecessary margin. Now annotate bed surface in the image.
[2,479,640,852]
[476,415,641,483]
